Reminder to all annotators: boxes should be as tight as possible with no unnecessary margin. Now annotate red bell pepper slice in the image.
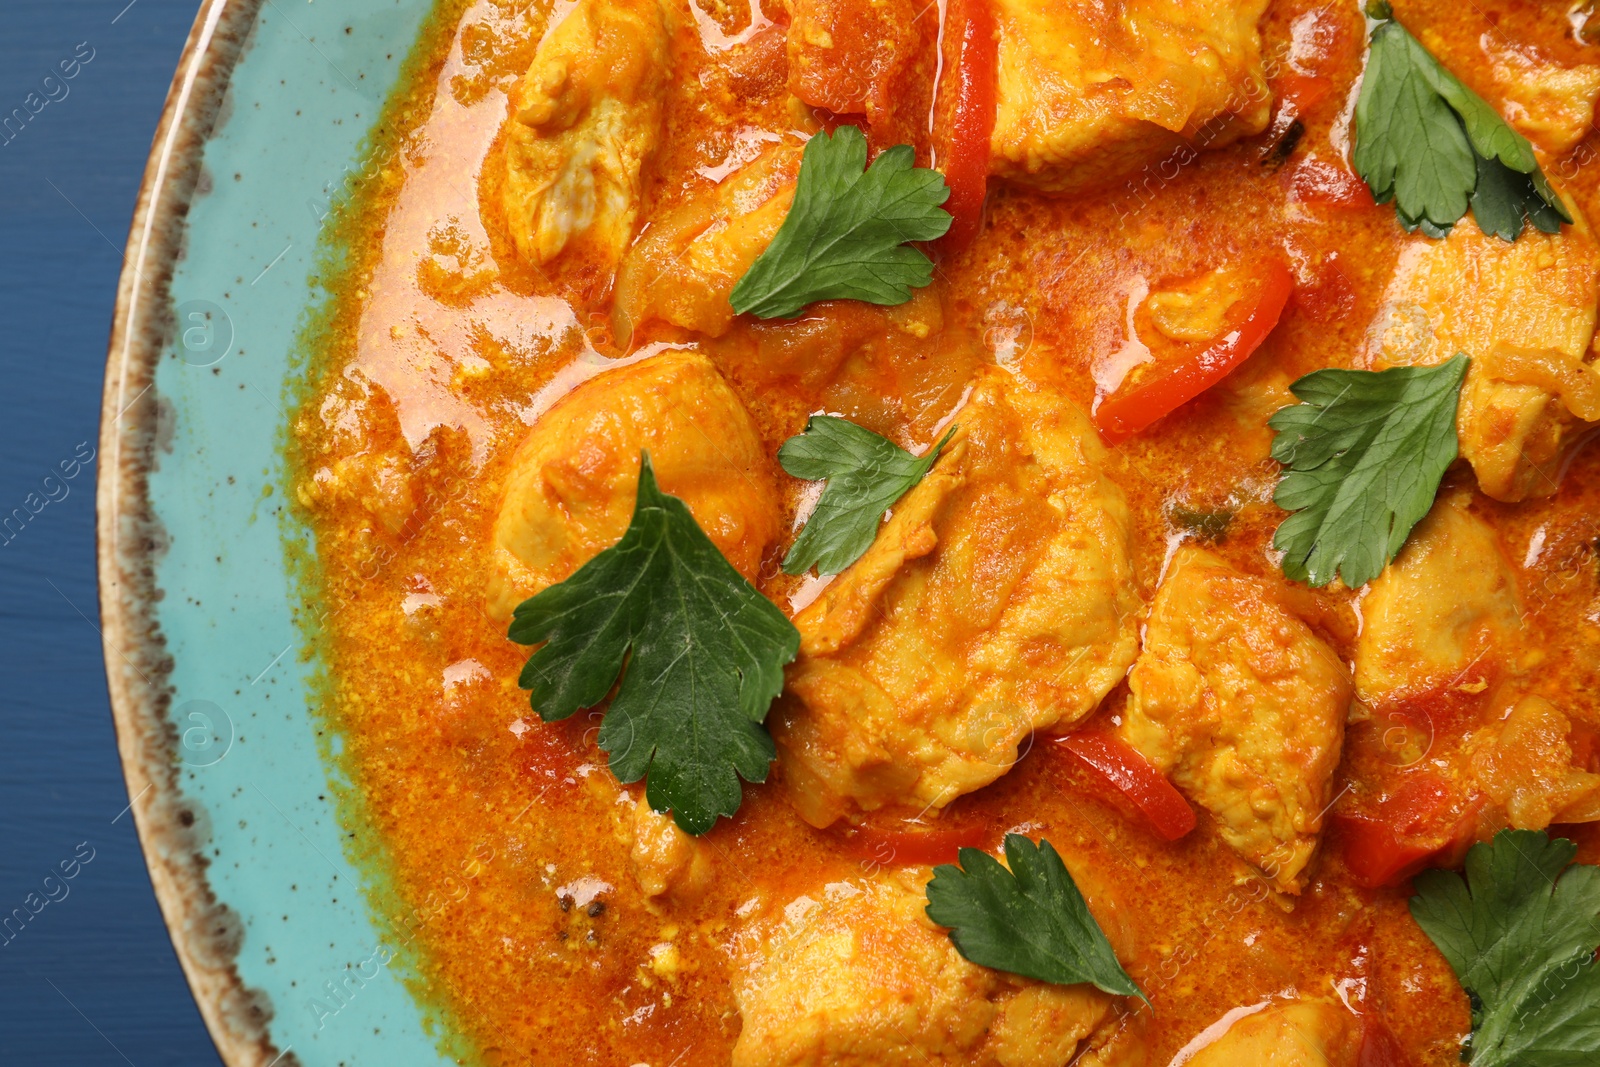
[1060,732,1196,841]
[933,0,996,251]
[1094,259,1294,444]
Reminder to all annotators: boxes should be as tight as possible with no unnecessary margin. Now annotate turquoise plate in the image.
[97,1,455,1063]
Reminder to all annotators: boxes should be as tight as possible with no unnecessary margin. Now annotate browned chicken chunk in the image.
[774,371,1140,827]
[1119,547,1351,892]
[1368,206,1600,501]
[486,350,780,618]
[733,872,1117,1067]
[499,0,673,273]
[990,0,1273,194]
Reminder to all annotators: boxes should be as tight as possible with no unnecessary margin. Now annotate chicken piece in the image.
[627,795,713,903]
[990,0,1272,195]
[485,350,780,619]
[774,371,1141,827]
[1074,1031,1148,1067]
[499,0,672,272]
[1469,696,1600,831]
[987,985,1119,1067]
[613,145,801,341]
[1354,494,1523,706]
[1181,1000,1360,1067]
[1484,39,1600,155]
[1367,210,1600,501]
[732,873,1114,1067]
[1118,547,1350,892]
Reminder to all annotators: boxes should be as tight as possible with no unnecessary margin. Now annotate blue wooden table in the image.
[0,1,225,1062]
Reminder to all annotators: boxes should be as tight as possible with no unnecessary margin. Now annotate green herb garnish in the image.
[508,453,799,835]
[1169,504,1234,544]
[729,125,951,319]
[924,834,1144,1000]
[1411,830,1600,1066]
[1354,6,1569,240]
[779,417,956,577]
[1270,355,1467,589]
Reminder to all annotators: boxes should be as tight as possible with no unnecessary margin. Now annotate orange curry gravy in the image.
[291,0,1600,1063]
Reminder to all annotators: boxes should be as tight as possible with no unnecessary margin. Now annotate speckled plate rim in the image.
[96,1,283,1063]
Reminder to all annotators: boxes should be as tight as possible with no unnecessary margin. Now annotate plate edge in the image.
[94,1,292,1065]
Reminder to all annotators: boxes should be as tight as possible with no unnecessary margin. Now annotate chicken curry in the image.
[291,0,1600,1063]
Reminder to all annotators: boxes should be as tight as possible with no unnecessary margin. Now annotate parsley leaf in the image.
[1411,830,1600,1066]
[779,417,957,577]
[924,834,1144,1000]
[507,453,800,835]
[1353,13,1569,240]
[1472,152,1570,242]
[1269,354,1468,589]
[729,125,951,320]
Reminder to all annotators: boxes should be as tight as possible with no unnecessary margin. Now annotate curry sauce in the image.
[290,1,1600,1063]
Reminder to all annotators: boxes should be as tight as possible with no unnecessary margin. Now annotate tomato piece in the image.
[1059,733,1197,841]
[1094,260,1294,444]
[1372,769,1451,823]
[1287,156,1373,209]
[832,820,992,868]
[1274,72,1334,115]
[1571,721,1600,772]
[1333,815,1442,889]
[1292,253,1356,323]
[1334,773,1479,888]
[933,0,997,251]
[1268,1,1363,118]
[789,0,918,116]
[1358,1016,1410,1067]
